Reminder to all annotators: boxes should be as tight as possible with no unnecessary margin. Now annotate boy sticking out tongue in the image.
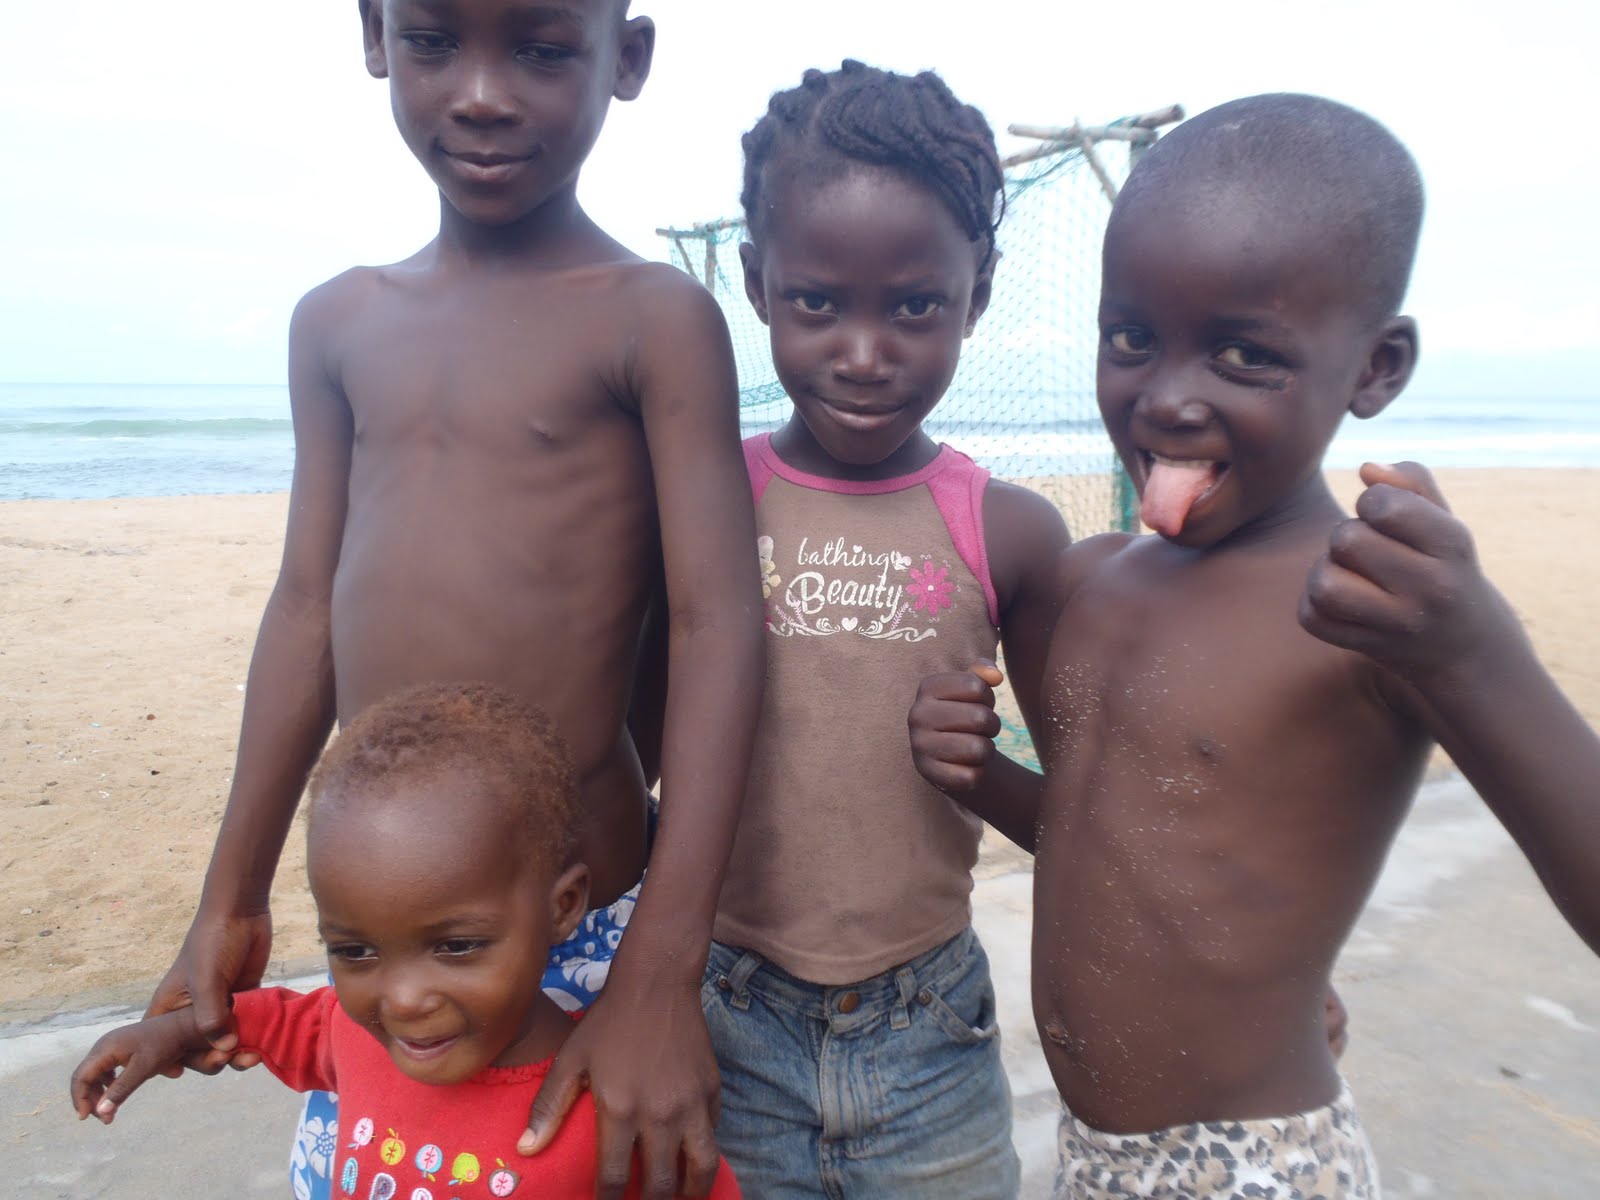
[908,93,1600,1198]
[1139,456,1223,539]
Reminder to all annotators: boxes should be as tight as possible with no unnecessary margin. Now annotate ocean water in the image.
[3,382,1598,501]
[1,383,294,501]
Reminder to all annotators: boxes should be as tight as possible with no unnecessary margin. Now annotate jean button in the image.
[717,976,731,991]
[838,991,860,1014]
[916,988,932,1006]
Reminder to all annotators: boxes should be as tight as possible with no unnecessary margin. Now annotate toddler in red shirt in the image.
[71,682,740,1200]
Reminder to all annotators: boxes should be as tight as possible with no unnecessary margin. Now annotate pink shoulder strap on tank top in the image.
[924,449,998,627]
[742,434,998,625]
[744,435,778,505]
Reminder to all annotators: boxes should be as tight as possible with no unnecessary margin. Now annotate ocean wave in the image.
[4,382,1597,498]
[0,417,292,439]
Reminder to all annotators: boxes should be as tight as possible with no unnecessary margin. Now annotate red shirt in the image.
[234,987,740,1200]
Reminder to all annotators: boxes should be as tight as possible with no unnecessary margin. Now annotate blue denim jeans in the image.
[703,925,1020,1199]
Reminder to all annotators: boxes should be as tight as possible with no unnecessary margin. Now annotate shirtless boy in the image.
[145,4,763,1198]
[913,93,1600,1196]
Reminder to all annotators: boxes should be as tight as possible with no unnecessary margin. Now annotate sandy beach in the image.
[2,468,1598,1019]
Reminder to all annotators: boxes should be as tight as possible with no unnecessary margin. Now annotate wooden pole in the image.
[1126,103,1184,129]
[670,235,692,278]
[1008,121,1154,146]
[1076,131,1121,205]
[1003,105,1185,170]
[654,216,745,239]
[656,218,747,290]
[1000,140,1077,170]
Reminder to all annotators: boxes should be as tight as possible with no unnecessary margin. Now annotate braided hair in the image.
[740,60,1005,271]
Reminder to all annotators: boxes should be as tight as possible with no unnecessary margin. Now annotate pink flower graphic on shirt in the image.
[907,559,955,617]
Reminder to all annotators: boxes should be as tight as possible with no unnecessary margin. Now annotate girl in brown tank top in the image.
[698,60,1072,1199]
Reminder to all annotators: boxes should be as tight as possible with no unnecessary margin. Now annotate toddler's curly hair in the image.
[309,681,578,870]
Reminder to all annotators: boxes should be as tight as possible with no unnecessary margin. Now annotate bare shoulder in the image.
[289,266,386,342]
[292,237,460,324]
[983,477,1070,537]
[558,262,731,394]
[983,479,1072,604]
[1057,530,1139,602]
[607,260,728,333]
[595,264,737,420]
[285,267,396,401]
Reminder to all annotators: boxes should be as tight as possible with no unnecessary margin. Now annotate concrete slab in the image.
[6,777,1599,1197]
[4,981,318,1199]
[1328,778,1600,1197]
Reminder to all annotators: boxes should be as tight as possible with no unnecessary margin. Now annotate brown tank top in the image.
[714,435,999,984]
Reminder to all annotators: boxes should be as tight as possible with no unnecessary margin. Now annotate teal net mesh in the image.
[663,133,1150,769]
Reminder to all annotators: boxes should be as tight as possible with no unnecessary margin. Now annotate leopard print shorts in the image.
[1054,1081,1379,1199]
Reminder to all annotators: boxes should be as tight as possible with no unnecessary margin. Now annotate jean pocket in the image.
[920,972,1002,1046]
[701,968,740,1016]
[702,964,757,1026]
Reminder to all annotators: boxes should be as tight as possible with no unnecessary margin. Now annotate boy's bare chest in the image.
[1045,546,1362,770]
[339,279,634,446]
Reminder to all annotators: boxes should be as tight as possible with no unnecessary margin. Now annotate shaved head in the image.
[1112,94,1424,323]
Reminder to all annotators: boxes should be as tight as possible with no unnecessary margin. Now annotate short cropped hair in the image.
[309,682,578,871]
[741,59,1005,271]
[1114,93,1424,320]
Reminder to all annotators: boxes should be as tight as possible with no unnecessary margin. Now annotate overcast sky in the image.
[2,0,1595,397]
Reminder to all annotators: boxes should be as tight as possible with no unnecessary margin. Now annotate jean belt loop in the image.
[726,949,763,1011]
[890,965,917,1031]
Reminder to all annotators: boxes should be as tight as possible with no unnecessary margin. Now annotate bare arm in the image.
[1301,461,1600,955]
[910,662,1042,849]
[71,1009,209,1123]
[525,271,762,1200]
[909,482,1069,849]
[625,574,669,792]
[146,280,354,1051]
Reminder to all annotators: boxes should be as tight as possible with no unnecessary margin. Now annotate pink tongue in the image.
[1141,461,1215,537]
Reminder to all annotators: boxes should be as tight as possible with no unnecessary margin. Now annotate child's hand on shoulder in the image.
[909,661,1006,792]
[69,1010,202,1125]
[1300,461,1519,684]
